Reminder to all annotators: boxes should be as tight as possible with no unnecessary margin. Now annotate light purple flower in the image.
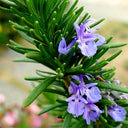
[68,80,97,97]
[74,19,105,57]
[66,93,87,117]
[69,74,98,96]
[72,74,92,81]
[94,34,106,46]
[86,87,101,103]
[107,105,126,121]
[68,82,78,94]
[67,74,102,122]
[58,37,76,54]
[113,78,120,86]
[78,40,97,57]
[83,103,103,125]
[79,83,98,96]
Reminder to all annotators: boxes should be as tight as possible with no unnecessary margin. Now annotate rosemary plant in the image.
[1,0,128,127]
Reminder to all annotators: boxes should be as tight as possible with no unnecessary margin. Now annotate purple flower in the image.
[67,73,102,123]
[79,83,98,96]
[68,80,97,97]
[94,34,106,46]
[86,87,101,103]
[58,37,76,54]
[66,93,87,117]
[72,74,92,81]
[113,78,120,86]
[78,40,97,57]
[69,74,98,96]
[83,103,103,125]
[74,19,105,57]
[68,82,78,94]
[107,105,126,121]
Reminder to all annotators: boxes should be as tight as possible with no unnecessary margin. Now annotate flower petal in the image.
[108,106,126,121]
[86,87,101,103]
[58,37,69,54]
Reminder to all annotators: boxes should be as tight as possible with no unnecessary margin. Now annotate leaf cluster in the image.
[0,0,128,127]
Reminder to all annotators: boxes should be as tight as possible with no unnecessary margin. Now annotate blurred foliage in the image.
[0,2,18,50]
[123,60,128,71]
[98,20,128,55]
[99,21,128,43]
[0,93,54,128]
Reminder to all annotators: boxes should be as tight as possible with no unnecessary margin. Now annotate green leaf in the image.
[21,17,33,28]
[56,0,70,24]
[10,0,26,9]
[94,48,109,60]
[87,60,109,71]
[84,48,109,68]
[23,76,56,107]
[54,57,63,69]
[64,42,79,67]
[9,40,23,47]
[15,46,39,52]
[64,6,84,36]
[55,34,63,49]
[106,36,113,44]
[24,76,45,81]
[56,99,68,104]
[98,43,127,50]
[34,21,43,37]
[47,0,61,21]
[44,89,66,96]
[39,44,55,64]
[103,71,115,80]
[71,119,85,128]
[65,65,84,75]
[62,114,72,128]
[18,31,36,45]
[90,18,105,28]
[115,100,128,107]
[95,81,128,93]
[29,29,43,41]
[36,69,56,75]
[79,13,89,25]
[107,50,122,62]
[104,105,108,117]
[0,0,16,6]
[0,6,11,12]
[7,44,25,54]
[100,115,107,123]
[99,99,112,105]
[25,51,57,70]
[38,104,64,115]
[10,7,29,20]
[65,0,78,18]
[13,58,37,63]
[9,20,29,32]
[50,123,63,127]
[122,120,128,125]
[42,34,50,45]
[88,67,116,75]
[25,0,39,20]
